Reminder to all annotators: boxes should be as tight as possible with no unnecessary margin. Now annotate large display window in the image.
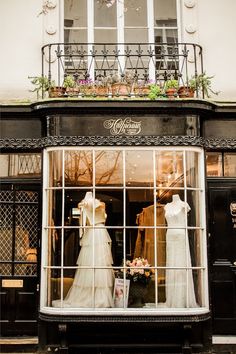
[41,147,208,314]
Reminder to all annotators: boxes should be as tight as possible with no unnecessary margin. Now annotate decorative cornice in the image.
[39,312,210,324]
[0,136,235,150]
[205,137,236,150]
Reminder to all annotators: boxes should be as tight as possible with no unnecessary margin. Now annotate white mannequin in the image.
[52,192,114,308]
[163,194,197,308]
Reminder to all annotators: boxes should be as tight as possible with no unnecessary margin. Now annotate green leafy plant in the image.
[189,72,219,98]
[165,79,179,90]
[63,75,77,89]
[148,84,162,100]
[29,76,55,99]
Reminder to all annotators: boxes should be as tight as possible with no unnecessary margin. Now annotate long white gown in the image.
[164,195,197,308]
[53,193,114,308]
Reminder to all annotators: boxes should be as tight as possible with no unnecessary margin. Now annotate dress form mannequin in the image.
[163,194,197,307]
[52,192,114,308]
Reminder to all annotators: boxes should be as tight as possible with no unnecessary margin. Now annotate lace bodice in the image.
[164,201,190,227]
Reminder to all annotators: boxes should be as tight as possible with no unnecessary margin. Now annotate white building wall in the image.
[0,0,235,101]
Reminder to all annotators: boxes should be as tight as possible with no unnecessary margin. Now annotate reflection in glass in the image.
[188,229,202,268]
[65,150,93,186]
[126,151,153,186]
[47,189,63,227]
[186,151,200,188]
[48,268,62,306]
[187,190,202,228]
[224,153,236,177]
[154,0,177,27]
[124,0,147,26]
[48,151,62,187]
[206,152,223,177]
[156,151,184,188]
[95,151,123,186]
[64,0,87,27]
[64,228,80,269]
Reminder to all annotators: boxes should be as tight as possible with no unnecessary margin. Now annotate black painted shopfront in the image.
[0,100,235,353]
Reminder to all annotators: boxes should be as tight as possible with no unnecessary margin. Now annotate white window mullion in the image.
[147,0,155,82]
[117,0,125,73]
[87,0,95,81]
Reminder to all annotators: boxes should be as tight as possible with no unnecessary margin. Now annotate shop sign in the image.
[103,118,142,136]
[2,279,23,288]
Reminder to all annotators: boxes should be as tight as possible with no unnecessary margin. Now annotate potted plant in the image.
[178,81,195,98]
[94,76,110,97]
[63,75,79,96]
[78,78,95,97]
[148,84,163,100]
[29,75,55,99]
[111,70,136,97]
[188,72,219,98]
[165,79,179,99]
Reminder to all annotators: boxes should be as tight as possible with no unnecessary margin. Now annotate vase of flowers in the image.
[118,257,153,307]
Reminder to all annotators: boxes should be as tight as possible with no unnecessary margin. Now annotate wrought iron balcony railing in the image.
[41,42,203,99]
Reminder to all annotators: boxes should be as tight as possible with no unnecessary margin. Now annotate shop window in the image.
[0,153,41,178]
[41,147,208,313]
[206,152,236,177]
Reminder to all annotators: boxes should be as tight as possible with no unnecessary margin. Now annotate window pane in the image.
[156,151,184,188]
[126,150,153,187]
[64,29,87,43]
[155,28,178,44]
[48,151,62,187]
[94,0,117,27]
[154,0,177,27]
[64,0,87,27]
[124,29,148,43]
[65,150,93,186]
[0,154,41,178]
[187,190,203,228]
[186,151,200,188]
[224,153,236,177]
[124,0,147,27]
[94,29,117,43]
[47,189,63,227]
[206,152,223,177]
[95,150,123,186]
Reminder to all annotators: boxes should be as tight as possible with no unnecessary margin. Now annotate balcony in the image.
[41,42,204,100]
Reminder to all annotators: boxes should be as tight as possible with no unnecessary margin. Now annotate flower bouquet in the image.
[117,257,153,307]
[118,257,153,285]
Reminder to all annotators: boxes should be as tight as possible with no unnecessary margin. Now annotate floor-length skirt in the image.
[52,225,114,308]
[165,229,197,308]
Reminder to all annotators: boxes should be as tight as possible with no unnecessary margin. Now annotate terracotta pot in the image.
[49,86,66,98]
[112,83,131,97]
[95,86,109,97]
[165,88,178,99]
[66,87,80,97]
[134,85,150,97]
[178,86,194,98]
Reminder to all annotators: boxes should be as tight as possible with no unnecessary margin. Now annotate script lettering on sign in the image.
[103,118,142,136]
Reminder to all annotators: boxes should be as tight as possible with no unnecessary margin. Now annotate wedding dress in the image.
[164,194,197,308]
[52,192,114,308]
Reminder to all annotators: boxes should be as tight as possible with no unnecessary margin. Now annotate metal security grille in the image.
[0,186,39,276]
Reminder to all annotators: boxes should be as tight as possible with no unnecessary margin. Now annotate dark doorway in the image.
[0,183,41,336]
[208,180,236,334]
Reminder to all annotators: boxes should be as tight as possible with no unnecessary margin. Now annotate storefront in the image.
[0,100,235,353]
